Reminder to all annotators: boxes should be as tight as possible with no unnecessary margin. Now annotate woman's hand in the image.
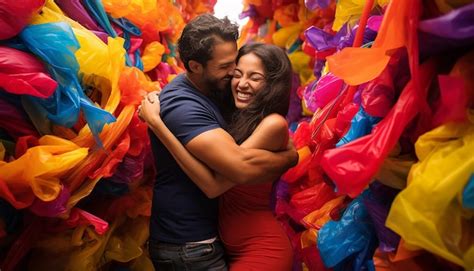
[138,91,161,126]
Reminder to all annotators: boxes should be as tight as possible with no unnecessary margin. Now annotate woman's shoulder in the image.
[260,114,288,131]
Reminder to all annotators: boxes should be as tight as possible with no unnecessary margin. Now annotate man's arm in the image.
[185,128,298,184]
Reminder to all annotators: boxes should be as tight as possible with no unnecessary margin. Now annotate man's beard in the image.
[205,77,235,122]
[204,76,230,104]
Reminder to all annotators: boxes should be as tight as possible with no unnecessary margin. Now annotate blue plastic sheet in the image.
[20,22,115,146]
[82,0,117,37]
[336,107,381,147]
[318,190,378,271]
[462,174,474,209]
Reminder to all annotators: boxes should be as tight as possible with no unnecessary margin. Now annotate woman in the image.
[140,43,294,270]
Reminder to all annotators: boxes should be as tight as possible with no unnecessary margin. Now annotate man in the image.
[142,14,298,270]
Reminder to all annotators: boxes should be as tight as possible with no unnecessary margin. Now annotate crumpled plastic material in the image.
[26,215,150,271]
[305,0,331,10]
[0,0,45,40]
[332,0,389,31]
[419,2,474,40]
[318,190,378,270]
[463,174,474,209]
[103,0,185,42]
[321,8,432,198]
[363,182,400,253]
[0,95,40,140]
[29,185,70,217]
[0,46,57,98]
[20,22,116,145]
[328,0,416,86]
[0,135,88,209]
[386,116,474,270]
[336,107,381,147]
[55,0,103,32]
[141,41,165,72]
[304,73,344,112]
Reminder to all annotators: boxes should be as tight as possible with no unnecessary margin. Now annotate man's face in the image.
[202,41,238,93]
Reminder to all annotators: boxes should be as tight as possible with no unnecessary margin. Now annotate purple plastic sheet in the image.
[419,2,474,39]
[287,74,303,123]
[419,3,474,57]
[305,0,331,11]
[55,0,103,32]
[239,5,257,19]
[363,182,400,253]
[305,18,379,54]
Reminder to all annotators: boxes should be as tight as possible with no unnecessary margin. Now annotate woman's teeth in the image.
[237,91,252,100]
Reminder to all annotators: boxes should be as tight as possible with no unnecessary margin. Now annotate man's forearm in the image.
[235,148,298,184]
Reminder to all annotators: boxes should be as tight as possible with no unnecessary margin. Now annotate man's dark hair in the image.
[228,43,292,144]
[177,14,239,72]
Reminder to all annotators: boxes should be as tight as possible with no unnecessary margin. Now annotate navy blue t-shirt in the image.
[149,73,227,244]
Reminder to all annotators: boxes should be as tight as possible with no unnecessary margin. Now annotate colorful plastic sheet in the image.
[386,117,474,269]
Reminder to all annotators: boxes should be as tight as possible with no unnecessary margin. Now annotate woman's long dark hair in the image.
[228,43,292,144]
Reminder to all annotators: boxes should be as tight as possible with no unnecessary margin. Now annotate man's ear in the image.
[188,60,203,74]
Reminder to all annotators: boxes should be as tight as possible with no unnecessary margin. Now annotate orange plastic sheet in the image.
[101,0,157,18]
[0,136,87,209]
[386,116,474,269]
[300,196,346,248]
[120,67,160,105]
[66,105,135,199]
[103,0,185,42]
[175,0,217,22]
[327,0,414,86]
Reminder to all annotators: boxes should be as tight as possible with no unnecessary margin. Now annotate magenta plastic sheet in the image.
[0,46,57,98]
[0,98,39,140]
[29,186,70,217]
[0,0,45,40]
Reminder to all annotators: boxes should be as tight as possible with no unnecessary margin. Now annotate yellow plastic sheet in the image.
[272,23,302,49]
[141,41,165,72]
[27,215,151,271]
[0,136,88,204]
[288,51,315,85]
[332,0,389,31]
[386,115,474,269]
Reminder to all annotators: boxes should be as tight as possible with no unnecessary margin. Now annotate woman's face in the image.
[231,53,266,109]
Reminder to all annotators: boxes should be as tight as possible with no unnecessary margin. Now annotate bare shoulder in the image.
[257,113,288,136]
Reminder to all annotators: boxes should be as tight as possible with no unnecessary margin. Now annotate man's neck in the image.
[185,72,209,96]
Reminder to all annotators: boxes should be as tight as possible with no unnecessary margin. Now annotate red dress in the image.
[219,182,293,271]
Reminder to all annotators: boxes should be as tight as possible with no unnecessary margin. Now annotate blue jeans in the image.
[149,240,228,271]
